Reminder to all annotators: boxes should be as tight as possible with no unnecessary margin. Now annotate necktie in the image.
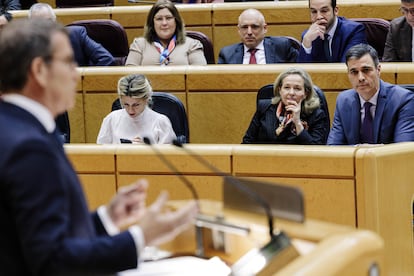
[323,34,331,61]
[360,102,374,144]
[249,48,257,64]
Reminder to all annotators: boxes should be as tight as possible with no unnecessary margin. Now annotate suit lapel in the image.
[401,21,413,60]
[234,44,244,64]
[373,81,387,142]
[263,38,274,64]
[348,93,361,144]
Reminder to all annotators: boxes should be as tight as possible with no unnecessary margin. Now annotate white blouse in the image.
[96,106,176,144]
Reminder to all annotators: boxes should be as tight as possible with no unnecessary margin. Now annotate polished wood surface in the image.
[355,143,414,275]
[65,142,414,275]
[70,63,402,144]
[13,0,400,57]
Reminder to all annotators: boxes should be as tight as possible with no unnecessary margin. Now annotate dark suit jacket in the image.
[0,101,137,275]
[383,16,412,62]
[0,0,20,21]
[297,16,367,63]
[327,81,414,145]
[66,25,115,66]
[242,99,328,144]
[218,36,298,64]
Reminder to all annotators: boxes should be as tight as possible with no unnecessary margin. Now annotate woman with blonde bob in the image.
[242,67,328,144]
[125,0,207,66]
[97,74,176,144]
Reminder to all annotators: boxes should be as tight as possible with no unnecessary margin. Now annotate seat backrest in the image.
[349,18,390,60]
[56,0,113,8]
[112,92,190,143]
[257,84,330,130]
[283,36,301,51]
[56,111,70,143]
[67,19,129,65]
[21,0,37,9]
[186,30,215,64]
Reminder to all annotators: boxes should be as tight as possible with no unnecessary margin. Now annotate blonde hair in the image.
[271,67,320,115]
[117,74,153,100]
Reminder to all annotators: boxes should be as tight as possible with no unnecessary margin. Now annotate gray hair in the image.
[28,3,56,21]
[0,19,66,92]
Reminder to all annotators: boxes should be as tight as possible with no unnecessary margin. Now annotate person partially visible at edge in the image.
[0,0,20,28]
[0,18,197,275]
[125,0,207,66]
[328,44,414,145]
[383,0,414,62]
[297,0,366,63]
[28,2,115,66]
[242,67,329,144]
[218,8,298,64]
[97,74,177,144]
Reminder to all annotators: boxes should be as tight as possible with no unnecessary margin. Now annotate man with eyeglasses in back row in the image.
[383,0,414,62]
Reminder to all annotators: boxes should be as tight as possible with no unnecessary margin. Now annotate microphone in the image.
[172,139,300,275]
[142,137,250,257]
[143,137,199,202]
[172,139,274,239]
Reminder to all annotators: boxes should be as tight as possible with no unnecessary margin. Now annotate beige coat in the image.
[125,36,207,66]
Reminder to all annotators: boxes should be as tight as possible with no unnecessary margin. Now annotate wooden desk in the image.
[73,64,399,144]
[12,0,401,58]
[65,142,414,275]
[163,200,384,275]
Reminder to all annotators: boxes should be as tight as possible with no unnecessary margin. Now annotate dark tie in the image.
[324,34,331,61]
[360,102,374,144]
[248,48,257,64]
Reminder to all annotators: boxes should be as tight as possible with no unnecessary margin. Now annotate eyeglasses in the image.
[400,6,414,16]
[154,16,175,23]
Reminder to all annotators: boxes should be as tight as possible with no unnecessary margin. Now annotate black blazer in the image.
[242,99,329,144]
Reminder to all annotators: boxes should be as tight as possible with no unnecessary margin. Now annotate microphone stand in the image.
[172,140,300,275]
[143,138,251,257]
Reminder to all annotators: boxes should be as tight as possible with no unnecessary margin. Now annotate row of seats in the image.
[66,17,391,65]
[87,84,413,145]
[66,19,216,64]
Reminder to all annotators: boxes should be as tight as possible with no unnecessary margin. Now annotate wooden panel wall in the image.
[71,63,400,144]
[12,0,401,58]
[65,142,414,275]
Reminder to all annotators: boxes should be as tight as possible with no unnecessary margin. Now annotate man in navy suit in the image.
[0,18,197,275]
[328,44,414,145]
[29,3,114,66]
[218,8,298,64]
[297,0,366,63]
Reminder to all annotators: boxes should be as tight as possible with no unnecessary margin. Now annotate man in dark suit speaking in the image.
[0,18,197,275]
[218,8,298,64]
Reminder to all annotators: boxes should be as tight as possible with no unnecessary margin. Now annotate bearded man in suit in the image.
[383,0,414,62]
